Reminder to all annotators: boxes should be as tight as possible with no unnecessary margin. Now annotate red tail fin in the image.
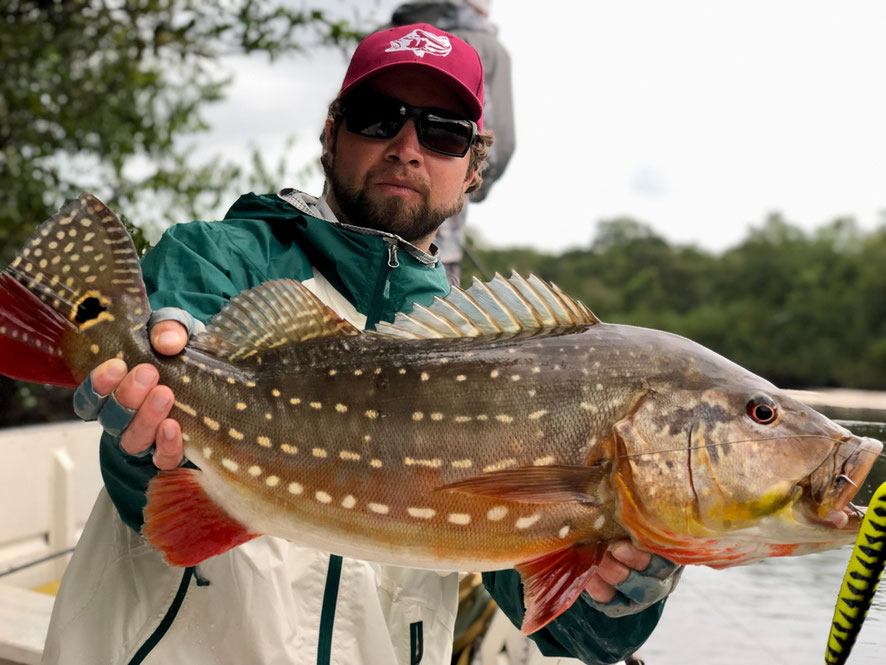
[0,194,151,388]
[0,273,77,386]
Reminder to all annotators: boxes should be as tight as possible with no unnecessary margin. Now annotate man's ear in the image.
[324,118,336,164]
[463,168,477,193]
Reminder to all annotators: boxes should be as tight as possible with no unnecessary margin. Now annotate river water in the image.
[637,423,886,665]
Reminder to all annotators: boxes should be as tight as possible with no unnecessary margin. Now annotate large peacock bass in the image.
[0,194,881,634]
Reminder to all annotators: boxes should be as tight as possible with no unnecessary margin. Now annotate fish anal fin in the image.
[516,540,608,634]
[191,279,361,363]
[438,464,606,505]
[143,468,259,566]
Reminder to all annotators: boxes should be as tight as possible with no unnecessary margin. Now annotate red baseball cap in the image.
[339,23,485,130]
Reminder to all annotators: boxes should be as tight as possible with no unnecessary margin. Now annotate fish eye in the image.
[746,395,778,425]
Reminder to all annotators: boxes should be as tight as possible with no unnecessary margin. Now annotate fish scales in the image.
[1,193,883,636]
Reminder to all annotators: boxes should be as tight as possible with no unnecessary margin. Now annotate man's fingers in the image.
[153,418,184,470]
[150,320,189,356]
[585,574,616,603]
[118,384,173,456]
[114,364,160,410]
[609,540,652,572]
[595,550,631,586]
[90,359,128,396]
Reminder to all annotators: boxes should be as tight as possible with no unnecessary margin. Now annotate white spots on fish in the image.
[483,458,517,473]
[90,344,100,354]
[289,397,301,406]
[310,402,322,410]
[288,482,304,495]
[312,448,327,458]
[412,411,424,421]
[454,415,473,423]
[370,459,383,469]
[365,409,379,419]
[315,491,332,504]
[516,513,541,530]
[527,389,537,398]
[222,458,239,472]
[439,358,450,365]
[533,455,556,466]
[203,416,220,431]
[368,502,390,515]
[341,495,357,509]
[264,412,273,421]
[532,367,541,374]
[363,434,372,443]
[374,368,382,375]
[476,414,488,421]
[236,402,247,411]
[181,375,191,384]
[448,513,471,525]
[257,436,272,448]
[490,369,499,379]
[182,433,191,442]
[340,450,361,462]
[265,476,280,487]
[248,465,261,477]
[335,403,348,413]
[408,507,436,520]
[405,457,441,468]
[228,428,244,441]
[559,525,571,539]
[272,389,281,398]
[420,372,430,381]
[510,375,521,382]
[353,369,363,376]
[486,506,508,521]
[594,516,606,530]
[226,377,236,385]
[280,444,298,455]
[202,446,212,459]
[528,409,548,421]
[245,381,256,388]
[580,401,598,413]
[456,375,467,382]
[430,412,443,421]
[398,368,406,375]
[495,415,514,424]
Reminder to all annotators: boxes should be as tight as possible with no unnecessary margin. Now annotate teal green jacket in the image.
[98,191,664,664]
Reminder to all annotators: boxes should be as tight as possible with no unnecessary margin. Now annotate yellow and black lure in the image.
[825,482,886,664]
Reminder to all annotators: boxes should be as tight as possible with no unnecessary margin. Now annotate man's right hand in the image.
[88,320,188,469]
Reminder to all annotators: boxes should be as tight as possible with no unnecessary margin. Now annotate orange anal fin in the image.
[515,540,608,634]
[438,464,605,505]
[143,468,259,566]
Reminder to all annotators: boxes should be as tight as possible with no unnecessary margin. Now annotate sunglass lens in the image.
[420,114,473,156]
[346,99,404,138]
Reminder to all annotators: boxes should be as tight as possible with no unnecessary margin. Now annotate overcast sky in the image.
[193,0,886,254]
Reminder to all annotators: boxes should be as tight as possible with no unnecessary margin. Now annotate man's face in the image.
[324,69,476,250]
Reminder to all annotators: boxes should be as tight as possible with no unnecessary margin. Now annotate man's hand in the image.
[585,539,682,616]
[86,320,188,469]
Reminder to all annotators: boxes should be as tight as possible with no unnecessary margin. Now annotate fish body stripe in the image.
[825,484,886,665]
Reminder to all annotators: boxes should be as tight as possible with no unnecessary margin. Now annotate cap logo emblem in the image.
[386,29,452,58]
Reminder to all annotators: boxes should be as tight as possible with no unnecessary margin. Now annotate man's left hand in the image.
[585,539,683,617]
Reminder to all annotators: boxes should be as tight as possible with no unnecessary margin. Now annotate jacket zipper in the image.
[365,239,399,328]
[127,567,194,665]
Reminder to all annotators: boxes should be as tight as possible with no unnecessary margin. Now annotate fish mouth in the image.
[807,436,882,530]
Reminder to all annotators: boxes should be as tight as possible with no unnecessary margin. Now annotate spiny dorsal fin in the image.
[190,279,360,363]
[374,272,599,340]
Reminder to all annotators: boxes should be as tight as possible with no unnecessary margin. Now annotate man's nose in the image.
[385,119,423,164]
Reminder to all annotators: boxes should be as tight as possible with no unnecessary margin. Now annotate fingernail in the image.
[160,421,175,439]
[104,361,126,382]
[159,331,182,349]
[152,392,172,410]
[134,365,155,388]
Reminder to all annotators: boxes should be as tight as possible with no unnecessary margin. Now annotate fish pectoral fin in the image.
[190,279,361,364]
[437,464,606,505]
[142,468,259,566]
[515,540,608,634]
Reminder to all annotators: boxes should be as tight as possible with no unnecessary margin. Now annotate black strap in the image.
[410,621,424,665]
[317,555,343,665]
[127,567,194,665]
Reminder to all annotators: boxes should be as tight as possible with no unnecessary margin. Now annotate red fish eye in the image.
[746,398,778,424]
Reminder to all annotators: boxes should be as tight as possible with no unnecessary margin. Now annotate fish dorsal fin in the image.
[374,272,599,340]
[190,279,360,363]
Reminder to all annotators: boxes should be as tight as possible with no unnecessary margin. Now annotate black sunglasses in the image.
[343,93,478,158]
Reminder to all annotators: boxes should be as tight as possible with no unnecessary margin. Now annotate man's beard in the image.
[328,164,465,244]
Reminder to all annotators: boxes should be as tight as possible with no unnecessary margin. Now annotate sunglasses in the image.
[343,93,478,157]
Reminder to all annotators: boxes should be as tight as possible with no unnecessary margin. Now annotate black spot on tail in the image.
[75,297,106,323]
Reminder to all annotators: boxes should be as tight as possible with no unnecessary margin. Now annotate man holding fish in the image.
[42,24,681,664]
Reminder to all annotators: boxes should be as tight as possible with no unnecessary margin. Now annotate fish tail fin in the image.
[143,468,259,566]
[516,541,608,634]
[0,193,151,387]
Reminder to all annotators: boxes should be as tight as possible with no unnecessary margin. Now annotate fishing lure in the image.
[825,481,886,664]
